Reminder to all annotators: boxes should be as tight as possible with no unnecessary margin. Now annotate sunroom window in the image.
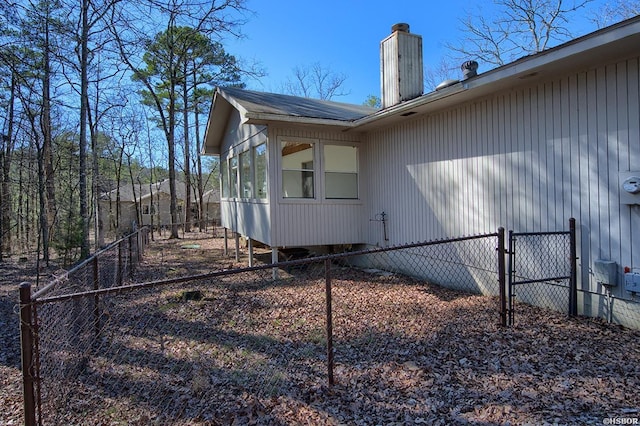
[229,156,238,198]
[281,141,314,198]
[324,145,358,199]
[221,159,229,198]
[254,143,267,199]
[240,150,252,198]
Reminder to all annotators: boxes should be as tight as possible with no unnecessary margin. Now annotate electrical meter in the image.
[623,177,640,194]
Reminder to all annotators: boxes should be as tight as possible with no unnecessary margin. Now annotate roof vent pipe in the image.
[391,23,410,33]
[461,60,479,79]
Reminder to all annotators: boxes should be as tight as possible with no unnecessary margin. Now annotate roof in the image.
[203,87,377,155]
[221,87,376,122]
[203,16,640,151]
[353,15,640,131]
[101,179,220,203]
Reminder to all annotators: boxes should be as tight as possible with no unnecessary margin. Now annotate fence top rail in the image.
[33,230,500,304]
[31,227,149,301]
[510,230,570,237]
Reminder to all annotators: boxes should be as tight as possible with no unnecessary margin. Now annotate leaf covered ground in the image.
[1,231,640,425]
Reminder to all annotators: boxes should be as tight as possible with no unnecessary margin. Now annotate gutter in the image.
[243,111,361,129]
[352,15,640,131]
[351,83,467,130]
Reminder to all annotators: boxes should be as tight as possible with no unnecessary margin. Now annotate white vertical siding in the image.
[364,56,640,303]
[219,109,271,244]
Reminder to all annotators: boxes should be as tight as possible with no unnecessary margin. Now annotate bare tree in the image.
[110,0,249,239]
[283,62,349,100]
[592,0,640,27]
[0,57,17,260]
[447,0,593,68]
[424,57,459,92]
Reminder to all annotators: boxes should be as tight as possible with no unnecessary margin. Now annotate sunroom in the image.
[202,87,376,261]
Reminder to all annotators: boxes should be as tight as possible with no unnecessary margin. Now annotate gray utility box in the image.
[625,272,640,293]
[594,259,617,287]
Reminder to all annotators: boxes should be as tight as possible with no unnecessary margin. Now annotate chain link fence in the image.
[19,227,150,425]
[507,219,577,325]
[20,231,506,424]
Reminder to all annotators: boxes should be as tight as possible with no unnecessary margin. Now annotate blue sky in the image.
[224,0,606,105]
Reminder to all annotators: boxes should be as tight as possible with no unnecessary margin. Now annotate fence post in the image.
[117,240,123,286]
[507,230,515,326]
[19,283,36,426]
[128,235,134,278]
[497,227,507,327]
[325,259,334,386]
[93,256,100,339]
[569,217,578,317]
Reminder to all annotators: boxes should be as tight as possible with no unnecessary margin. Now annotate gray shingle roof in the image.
[101,180,219,203]
[220,87,377,122]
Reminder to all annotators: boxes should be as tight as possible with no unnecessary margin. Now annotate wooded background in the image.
[1,0,637,266]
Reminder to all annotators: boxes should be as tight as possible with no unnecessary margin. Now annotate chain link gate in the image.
[507,218,577,325]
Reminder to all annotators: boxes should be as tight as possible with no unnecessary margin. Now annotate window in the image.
[240,150,252,198]
[142,204,156,215]
[230,156,238,198]
[281,141,314,198]
[324,145,358,199]
[254,143,267,199]
[221,159,229,198]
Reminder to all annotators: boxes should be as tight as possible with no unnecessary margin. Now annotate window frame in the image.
[239,150,252,199]
[220,158,230,199]
[280,138,318,200]
[253,143,268,200]
[323,143,359,200]
[278,137,360,204]
[229,156,239,198]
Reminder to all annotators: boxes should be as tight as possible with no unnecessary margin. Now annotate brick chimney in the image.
[380,23,424,109]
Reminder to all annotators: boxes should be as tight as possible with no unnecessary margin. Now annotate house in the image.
[203,18,640,327]
[99,179,221,233]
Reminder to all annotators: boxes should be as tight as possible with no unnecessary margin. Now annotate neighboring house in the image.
[202,188,221,224]
[203,18,640,326]
[100,179,221,233]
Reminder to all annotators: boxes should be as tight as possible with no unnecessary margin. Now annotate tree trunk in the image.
[193,67,204,231]
[90,88,105,248]
[0,70,16,260]
[168,74,179,239]
[78,0,90,259]
[42,9,55,263]
[127,154,140,231]
[183,62,191,233]
[37,140,49,265]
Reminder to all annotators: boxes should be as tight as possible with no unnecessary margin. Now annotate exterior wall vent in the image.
[380,23,424,109]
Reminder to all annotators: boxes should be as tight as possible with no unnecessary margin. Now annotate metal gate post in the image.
[569,218,578,317]
[19,283,36,426]
[507,230,515,326]
[498,228,507,327]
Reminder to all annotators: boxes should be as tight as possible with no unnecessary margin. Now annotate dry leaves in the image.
[2,232,640,425]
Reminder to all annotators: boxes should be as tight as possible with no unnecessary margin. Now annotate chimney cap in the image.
[391,23,410,33]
